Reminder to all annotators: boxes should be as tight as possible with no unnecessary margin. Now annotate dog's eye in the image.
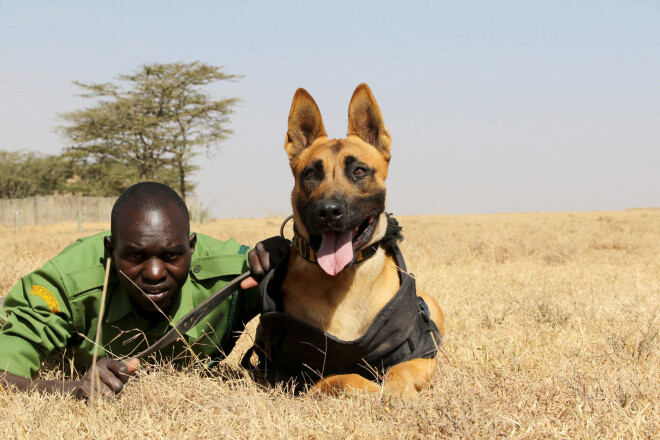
[353,167,367,176]
[305,169,317,178]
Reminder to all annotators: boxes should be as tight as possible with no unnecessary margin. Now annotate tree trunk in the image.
[178,157,186,203]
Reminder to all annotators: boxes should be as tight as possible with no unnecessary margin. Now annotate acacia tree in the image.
[58,62,240,201]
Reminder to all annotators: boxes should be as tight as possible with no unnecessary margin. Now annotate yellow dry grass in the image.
[0,210,658,439]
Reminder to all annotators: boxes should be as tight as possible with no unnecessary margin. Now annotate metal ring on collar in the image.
[280,215,294,239]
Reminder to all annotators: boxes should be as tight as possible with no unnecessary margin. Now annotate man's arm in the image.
[0,251,141,400]
[1,357,139,399]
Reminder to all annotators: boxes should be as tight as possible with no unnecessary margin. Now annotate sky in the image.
[1,1,659,218]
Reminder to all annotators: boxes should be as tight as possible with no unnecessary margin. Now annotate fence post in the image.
[77,210,84,231]
[33,198,39,226]
[200,209,211,225]
[14,211,21,233]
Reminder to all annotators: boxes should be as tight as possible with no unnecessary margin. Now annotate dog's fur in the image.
[281,84,444,399]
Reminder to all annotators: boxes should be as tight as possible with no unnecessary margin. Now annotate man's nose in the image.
[143,257,167,283]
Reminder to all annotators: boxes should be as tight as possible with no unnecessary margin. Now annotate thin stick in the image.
[90,256,112,399]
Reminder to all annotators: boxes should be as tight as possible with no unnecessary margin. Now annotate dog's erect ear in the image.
[347,83,391,161]
[285,88,327,161]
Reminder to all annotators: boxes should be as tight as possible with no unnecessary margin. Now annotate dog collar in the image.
[291,223,380,266]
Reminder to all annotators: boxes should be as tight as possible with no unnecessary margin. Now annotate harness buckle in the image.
[418,296,431,323]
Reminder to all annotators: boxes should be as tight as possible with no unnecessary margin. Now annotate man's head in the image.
[104,182,196,314]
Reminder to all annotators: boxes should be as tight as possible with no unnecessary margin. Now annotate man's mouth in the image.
[141,287,171,304]
[311,215,378,276]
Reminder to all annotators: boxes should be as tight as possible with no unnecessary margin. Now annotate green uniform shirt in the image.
[0,231,259,378]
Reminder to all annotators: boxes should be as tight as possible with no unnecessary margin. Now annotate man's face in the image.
[105,203,196,313]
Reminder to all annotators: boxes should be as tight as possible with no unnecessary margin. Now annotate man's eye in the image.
[164,252,181,261]
[353,167,368,176]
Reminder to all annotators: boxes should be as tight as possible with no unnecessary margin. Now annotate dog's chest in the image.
[281,252,400,341]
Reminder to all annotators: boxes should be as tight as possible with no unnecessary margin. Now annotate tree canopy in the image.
[0,149,153,198]
[0,150,69,198]
[58,62,240,201]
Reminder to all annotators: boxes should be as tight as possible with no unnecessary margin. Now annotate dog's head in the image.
[284,84,392,276]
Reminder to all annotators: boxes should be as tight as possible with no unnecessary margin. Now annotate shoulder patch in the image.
[30,285,61,313]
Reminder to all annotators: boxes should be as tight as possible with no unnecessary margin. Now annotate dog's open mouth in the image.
[311,215,378,276]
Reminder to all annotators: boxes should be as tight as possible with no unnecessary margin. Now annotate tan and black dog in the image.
[246,84,444,400]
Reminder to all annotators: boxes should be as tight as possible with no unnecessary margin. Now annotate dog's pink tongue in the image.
[317,231,354,276]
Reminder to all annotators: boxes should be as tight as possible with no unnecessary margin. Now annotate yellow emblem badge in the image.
[30,285,61,313]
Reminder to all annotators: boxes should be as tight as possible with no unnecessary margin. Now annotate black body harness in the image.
[241,244,442,392]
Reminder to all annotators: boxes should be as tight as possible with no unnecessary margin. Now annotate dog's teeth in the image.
[368,216,374,224]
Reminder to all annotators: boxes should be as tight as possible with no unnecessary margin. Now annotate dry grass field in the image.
[0,210,658,439]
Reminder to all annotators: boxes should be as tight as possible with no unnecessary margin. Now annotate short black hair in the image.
[111,182,190,238]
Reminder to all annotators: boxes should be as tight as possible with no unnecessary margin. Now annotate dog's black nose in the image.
[315,199,345,223]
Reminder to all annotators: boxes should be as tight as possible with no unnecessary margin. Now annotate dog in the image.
[244,84,445,400]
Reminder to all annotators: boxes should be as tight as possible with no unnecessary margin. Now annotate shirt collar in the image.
[103,249,222,337]
[105,274,200,335]
[105,283,134,323]
[105,285,172,336]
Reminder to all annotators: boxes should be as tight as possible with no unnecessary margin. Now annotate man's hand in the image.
[241,236,290,289]
[75,357,140,400]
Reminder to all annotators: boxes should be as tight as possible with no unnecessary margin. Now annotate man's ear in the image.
[188,233,197,254]
[104,235,114,258]
[284,88,327,162]
[347,83,391,162]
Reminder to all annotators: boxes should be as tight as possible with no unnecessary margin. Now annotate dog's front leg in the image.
[383,357,437,401]
[309,374,380,396]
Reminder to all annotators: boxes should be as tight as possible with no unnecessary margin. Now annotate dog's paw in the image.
[383,382,420,405]
[310,374,380,397]
[309,379,340,397]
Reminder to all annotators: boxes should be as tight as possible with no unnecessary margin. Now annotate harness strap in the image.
[242,243,442,392]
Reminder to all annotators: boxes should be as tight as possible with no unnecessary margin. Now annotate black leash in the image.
[134,213,381,360]
[134,271,251,360]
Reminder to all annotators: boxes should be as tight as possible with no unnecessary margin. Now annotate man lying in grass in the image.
[0,182,286,399]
